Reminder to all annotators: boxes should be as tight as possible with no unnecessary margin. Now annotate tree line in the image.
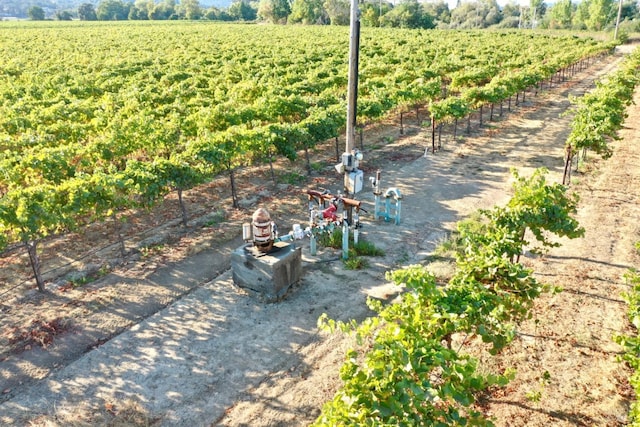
[20,0,640,32]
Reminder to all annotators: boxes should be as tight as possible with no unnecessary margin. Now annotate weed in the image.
[140,244,165,259]
[204,210,226,227]
[70,276,91,287]
[68,264,111,289]
[395,250,410,265]
[433,212,487,259]
[525,371,551,403]
[310,161,325,172]
[343,255,369,270]
[317,228,384,257]
[433,233,460,258]
[317,229,343,249]
[353,239,385,257]
[279,171,306,185]
[525,389,542,403]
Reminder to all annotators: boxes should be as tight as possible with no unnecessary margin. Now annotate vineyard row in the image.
[313,46,640,425]
[0,23,618,291]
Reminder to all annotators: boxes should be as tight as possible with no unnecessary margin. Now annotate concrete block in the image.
[231,242,302,302]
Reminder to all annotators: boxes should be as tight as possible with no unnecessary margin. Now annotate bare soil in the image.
[1,44,639,426]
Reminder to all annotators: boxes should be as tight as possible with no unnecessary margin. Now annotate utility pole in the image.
[614,0,623,40]
[345,0,360,156]
[338,0,364,199]
[336,0,363,228]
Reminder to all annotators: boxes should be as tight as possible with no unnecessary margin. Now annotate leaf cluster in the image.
[614,268,640,425]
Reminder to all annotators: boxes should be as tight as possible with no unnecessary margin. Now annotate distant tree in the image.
[546,0,573,28]
[129,7,143,19]
[289,0,327,24]
[324,0,351,25]
[78,3,98,20]
[179,0,203,19]
[620,0,640,20]
[483,0,502,25]
[130,0,154,19]
[28,6,46,20]
[205,6,233,20]
[586,0,615,30]
[448,0,503,28]
[97,0,130,20]
[502,1,520,18]
[258,0,291,23]
[449,1,483,28]
[572,0,590,28]
[360,3,375,26]
[229,0,257,20]
[129,4,145,19]
[360,1,393,27]
[381,0,434,28]
[423,0,451,26]
[529,0,544,27]
[495,15,520,28]
[150,0,177,19]
[56,10,74,20]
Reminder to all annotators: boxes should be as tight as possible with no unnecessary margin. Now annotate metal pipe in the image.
[342,218,349,260]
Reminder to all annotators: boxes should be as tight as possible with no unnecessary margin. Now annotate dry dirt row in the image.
[0,44,639,426]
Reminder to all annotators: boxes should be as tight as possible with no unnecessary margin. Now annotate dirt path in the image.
[480,70,640,425]
[0,46,638,426]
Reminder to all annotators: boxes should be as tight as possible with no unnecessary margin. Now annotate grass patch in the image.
[310,161,326,172]
[353,239,385,257]
[317,228,384,270]
[204,209,226,227]
[433,211,487,260]
[317,228,385,257]
[317,228,343,249]
[279,171,306,185]
[344,254,369,270]
[140,243,165,259]
[68,265,110,288]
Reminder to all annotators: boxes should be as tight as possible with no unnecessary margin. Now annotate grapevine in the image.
[563,46,640,184]
[0,22,616,290]
[315,168,584,425]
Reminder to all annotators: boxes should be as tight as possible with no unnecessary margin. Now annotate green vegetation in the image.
[68,264,110,288]
[343,255,369,270]
[6,0,639,33]
[563,46,640,184]
[0,23,614,292]
[433,212,487,260]
[352,239,385,257]
[436,168,584,263]
[314,168,583,425]
[614,267,640,426]
[317,227,384,269]
[203,210,227,228]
